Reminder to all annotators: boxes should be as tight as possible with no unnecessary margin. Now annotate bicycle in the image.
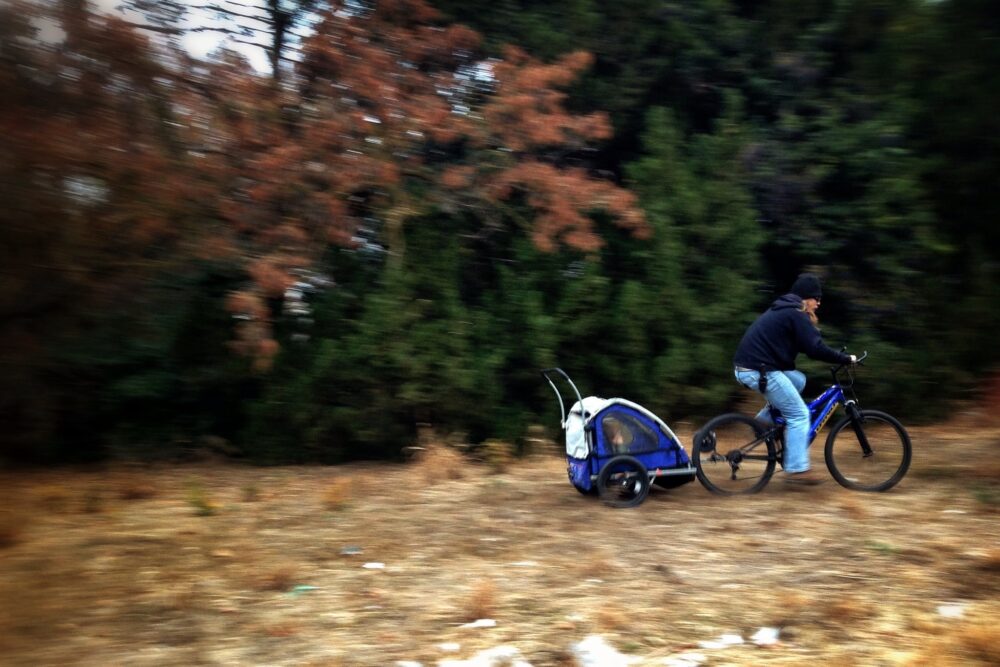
[692,352,912,495]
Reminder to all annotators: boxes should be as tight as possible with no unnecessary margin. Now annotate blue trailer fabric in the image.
[565,401,692,492]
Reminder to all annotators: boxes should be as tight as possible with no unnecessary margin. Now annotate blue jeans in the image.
[734,368,811,473]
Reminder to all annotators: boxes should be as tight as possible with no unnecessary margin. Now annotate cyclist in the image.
[732,273,855,485]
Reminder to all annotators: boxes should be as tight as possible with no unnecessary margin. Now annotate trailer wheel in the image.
[597,456,650,508]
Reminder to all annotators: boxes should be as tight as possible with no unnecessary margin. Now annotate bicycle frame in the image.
[768,351,871,451]
[770,382,847,445]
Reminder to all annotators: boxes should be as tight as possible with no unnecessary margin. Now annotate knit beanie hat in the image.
[790,273,822,300]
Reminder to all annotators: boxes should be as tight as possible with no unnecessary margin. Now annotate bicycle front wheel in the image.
[825,409,911,491]
[693,413,776,495]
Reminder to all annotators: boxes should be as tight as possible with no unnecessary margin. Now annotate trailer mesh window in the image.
[600,412,659,455]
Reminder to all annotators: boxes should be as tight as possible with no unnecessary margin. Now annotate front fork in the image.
[845,401,874,457]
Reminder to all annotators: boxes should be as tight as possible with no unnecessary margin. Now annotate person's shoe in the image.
[784,470,824,486]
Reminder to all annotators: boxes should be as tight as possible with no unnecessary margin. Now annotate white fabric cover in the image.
[565,396,609,458]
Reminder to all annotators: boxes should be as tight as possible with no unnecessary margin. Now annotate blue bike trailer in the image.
[541,369,695,505]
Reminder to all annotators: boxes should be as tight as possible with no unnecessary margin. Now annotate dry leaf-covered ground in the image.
[1,414,999,667]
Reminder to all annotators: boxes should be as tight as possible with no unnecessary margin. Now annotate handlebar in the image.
[831,350,867,385]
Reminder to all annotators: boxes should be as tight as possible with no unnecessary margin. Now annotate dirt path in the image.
[1,420,999,666]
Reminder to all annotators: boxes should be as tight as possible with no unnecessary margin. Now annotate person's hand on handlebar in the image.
[847,351,869,364]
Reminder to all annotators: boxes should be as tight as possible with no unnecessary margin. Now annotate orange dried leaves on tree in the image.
[15,0,648,368]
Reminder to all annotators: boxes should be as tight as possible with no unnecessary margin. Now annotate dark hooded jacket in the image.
[733,294,851,372]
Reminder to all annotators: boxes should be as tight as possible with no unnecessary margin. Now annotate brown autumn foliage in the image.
[0,0,647,437]
[189,0,648,366]
[1,1,209,450]
[0,0,662,461]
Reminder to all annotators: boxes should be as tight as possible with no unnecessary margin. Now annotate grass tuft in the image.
[322,477,353,511]
[255,566,297,592]
[971,484,1000,512]
[463,579,497,621]
[836,494,869,520]
[82,488,104,513]
[968,461,1000,481]
[186,481,219,516]
[976,548,1000,572]
[576,550,618,580]
[866,539,900,555]
[908,620,1000,666]
[477,439,516,473]
[595,604,628,631]
[118,480,158,501]
[772,591,812,626]
[412,444,469,484]
[0,513,24,549]
[956,621,1000,664]
[823,593,872,622]
[38,484,73,513]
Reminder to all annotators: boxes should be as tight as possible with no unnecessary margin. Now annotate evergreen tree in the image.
[626,102,764,417]
[734,1,950,411]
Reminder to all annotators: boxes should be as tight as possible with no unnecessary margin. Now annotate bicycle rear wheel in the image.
[824,409,911,491]
[693,414,776,495]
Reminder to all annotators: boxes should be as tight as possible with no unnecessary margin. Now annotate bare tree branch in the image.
[122,21,241,35]
[123,0,324,81]
[195,4,274,26]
